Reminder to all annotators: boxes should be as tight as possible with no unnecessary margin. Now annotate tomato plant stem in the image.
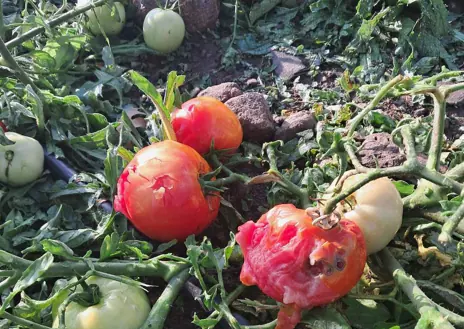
[439,202,464,244]
[0,250,187,282]
[5,0,107,49]
[0,311,53,329]
[244,320,277,329]
[139,268,190,329]
[426,91,445,171]
[347,75,404,138]
[379,249,461,329]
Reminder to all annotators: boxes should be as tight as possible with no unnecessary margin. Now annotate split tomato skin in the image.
[171,96,243,154]
[114,140,220,242]
[236,204,366,329]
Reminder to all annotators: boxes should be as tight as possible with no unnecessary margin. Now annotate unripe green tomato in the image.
[143,8,185,54]
[0,132,44,187]
[52,276,151,329]
[78,0,126,36]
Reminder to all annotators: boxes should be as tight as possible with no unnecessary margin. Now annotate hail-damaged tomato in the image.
[236,204,366,329]
[114,140,220,242]
[171,96,243,155]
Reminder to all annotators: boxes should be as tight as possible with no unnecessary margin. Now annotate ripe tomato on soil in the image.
[236,204,367,329]
[113,140,220,242]
[171,96,243,155]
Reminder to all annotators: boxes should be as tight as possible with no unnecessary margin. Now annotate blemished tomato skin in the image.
[171,96,243,155]
[236,204,366,329]
[113,140,220,242]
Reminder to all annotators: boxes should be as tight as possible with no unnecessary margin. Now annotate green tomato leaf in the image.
[301,305,352,329]
[125,70,170,120]
[0,252,54,314]
[393,180,415,197]
[343,298,391,328]
[100,232,120,261]
[41,239,77,260]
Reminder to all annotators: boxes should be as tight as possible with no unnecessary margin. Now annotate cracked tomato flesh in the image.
[236,204,367,329]
[171,96,243,155]
[113,140,220,242]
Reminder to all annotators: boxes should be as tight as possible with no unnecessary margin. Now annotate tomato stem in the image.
[379,249,463,328]
[0,311,52,329]
[5,0,107,49]
[0,250,188,282]
[139,268,190,329]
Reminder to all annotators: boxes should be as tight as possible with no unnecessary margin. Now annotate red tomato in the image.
[236,204,366,329]
[0,122,7,132]
[171,96,243,154]
[113,140,221,242]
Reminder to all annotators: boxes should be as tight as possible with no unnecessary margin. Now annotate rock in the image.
[246,78,258,87]
[273,115,285,126]
[446,89,464,105]
[271,51,305,81]
[198,82,243,103]
[225,92,276,143]
[358,133,406,168]
[275,111,317,142]
[179,0,220,33]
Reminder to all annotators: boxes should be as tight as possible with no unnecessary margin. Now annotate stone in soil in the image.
[275,111,317,142]
[358,133,406,168]
[179,0,220,33]
[198,82,243,103]
[446,89,464,106]
[271,51,305,81]
[225,92,276,143]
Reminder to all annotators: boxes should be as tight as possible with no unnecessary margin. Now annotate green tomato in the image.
[52,276,151,329]
[143,8,186,54]
[0,132,44,187]
[78,0,126,36]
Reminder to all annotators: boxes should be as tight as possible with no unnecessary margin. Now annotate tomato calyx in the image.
[306,207,341,230]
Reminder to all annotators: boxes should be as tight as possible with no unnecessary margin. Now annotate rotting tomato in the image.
[113,140,221,242]
[331,174,403,255]
[171,96,243,154]
[77,0,126,36]
[0,132,44,187]
[52,276,151,329]
[236,204,366,329]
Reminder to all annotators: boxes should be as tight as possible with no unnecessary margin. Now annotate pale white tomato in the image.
[52,276,151,329]
[0,132,44,187]
[324,174,403,255]
[143,8,185,54]
[77,0,126,36]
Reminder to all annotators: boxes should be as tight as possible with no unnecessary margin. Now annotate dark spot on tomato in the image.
[335,258,346,271]
[324,264,334,276]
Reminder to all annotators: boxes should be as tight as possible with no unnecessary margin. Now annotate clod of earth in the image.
[275,110,317,142]
[197,82,243,103]
[358,132,406,168]
[271,51,306,81]
[179,0,220,33]
[225,92,276,143]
